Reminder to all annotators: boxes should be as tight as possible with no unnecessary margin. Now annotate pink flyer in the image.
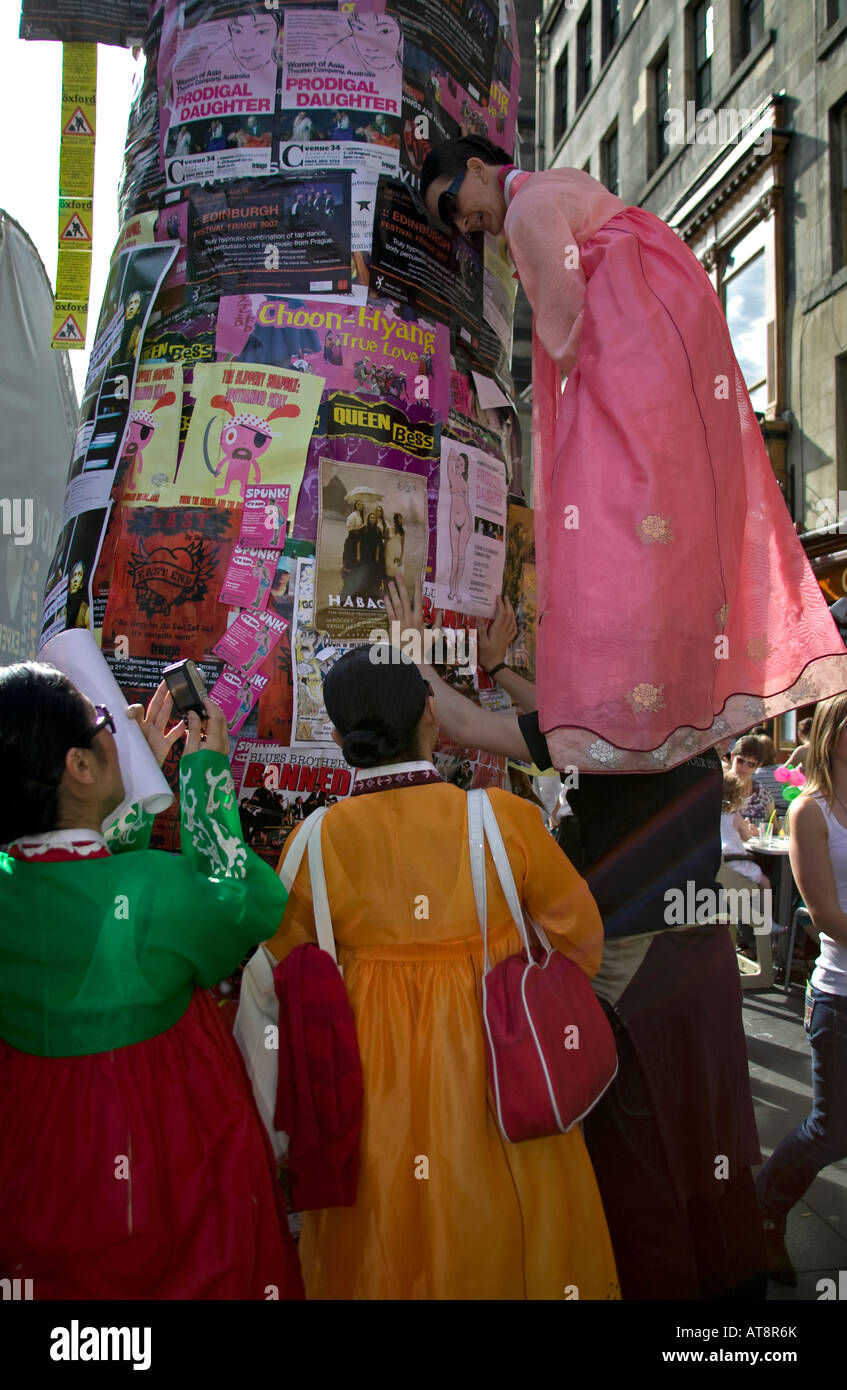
[213,607,288,674]
[215,295,450,422]
[210,667,270,735]
[239,484,290,548]
[220,543,280,611]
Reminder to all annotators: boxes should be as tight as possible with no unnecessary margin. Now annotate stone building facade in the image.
[535,0,847,601]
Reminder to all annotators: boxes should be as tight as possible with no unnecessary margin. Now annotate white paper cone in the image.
[37,629,174,828]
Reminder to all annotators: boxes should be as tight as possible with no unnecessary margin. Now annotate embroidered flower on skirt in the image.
[626,682,665,714]
[637,515,674,544]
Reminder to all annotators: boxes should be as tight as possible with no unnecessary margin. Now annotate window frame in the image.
[601,121,620,197]
[652,46,671,171]
[831,97,847,274]
[741,0,765,59]
[720,223,770,412]
[577,4,593,107]
[693,1,714,111]
[554,46,569,144]
[602,0,621,63]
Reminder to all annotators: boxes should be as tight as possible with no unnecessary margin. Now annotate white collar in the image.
[503,168,523,205]
[6,826,109,854]
[353,759,439,781]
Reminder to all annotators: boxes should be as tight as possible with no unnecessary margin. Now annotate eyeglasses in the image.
[47,705,117,787]
[437,172,465,227]
[732,755,759,768]
[85,705,116,742]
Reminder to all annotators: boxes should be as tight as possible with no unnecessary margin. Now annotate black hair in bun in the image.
[323,646,431,770]
[341,729,405,766]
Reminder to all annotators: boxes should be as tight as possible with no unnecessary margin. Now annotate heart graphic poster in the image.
[102,505,239,679]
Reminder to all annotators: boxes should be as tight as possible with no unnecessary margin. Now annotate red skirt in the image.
[0,990,303,1299]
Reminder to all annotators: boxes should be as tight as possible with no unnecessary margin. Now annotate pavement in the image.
[743,977,847,1300]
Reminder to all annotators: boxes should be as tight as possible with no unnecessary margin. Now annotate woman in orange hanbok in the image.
[264,648,619,1300]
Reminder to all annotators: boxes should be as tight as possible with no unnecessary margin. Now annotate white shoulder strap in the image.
[307,812,339,967]
[468,789,536,970]
[277,806,339,970]
[278,806,328,890]
[467,789,489,969]
[479,792,534,957]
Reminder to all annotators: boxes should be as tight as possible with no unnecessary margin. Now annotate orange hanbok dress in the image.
[265,767,620,1301]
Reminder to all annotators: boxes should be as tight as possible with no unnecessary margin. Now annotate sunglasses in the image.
[437,172,464,227]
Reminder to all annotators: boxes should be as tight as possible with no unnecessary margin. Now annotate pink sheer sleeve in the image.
[504,180,587,377]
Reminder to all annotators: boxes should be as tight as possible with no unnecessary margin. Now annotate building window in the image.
[602,123,619,196]
[721,224,768,412]
[741,0,765,58]
[653,48,671,168]
[554,48,568,143]
[833,99,847,272]
[602,0,620,62]
[693,2,714,110]
[577,6,593,106]
[827,0,845,25]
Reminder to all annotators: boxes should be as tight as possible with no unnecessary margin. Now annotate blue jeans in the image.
[755,986,847,1220]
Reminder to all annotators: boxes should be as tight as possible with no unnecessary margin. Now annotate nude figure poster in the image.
[433,436,507,618]
[314,456,428,641]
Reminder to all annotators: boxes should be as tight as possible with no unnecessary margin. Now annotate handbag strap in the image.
[277,807,339,969]
[278,807,327,889]
[467,789,534,972]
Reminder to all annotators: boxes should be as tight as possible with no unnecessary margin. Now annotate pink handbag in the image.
[467,789,618,1143]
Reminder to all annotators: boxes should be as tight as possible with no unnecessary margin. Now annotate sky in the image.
[0,8,140,400]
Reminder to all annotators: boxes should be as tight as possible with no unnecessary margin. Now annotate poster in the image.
[68,243,179,492]
[119,11,166,222]
[187,174,353,297]
[140,298,218,367]
[290,391,440,573]
[121,361,184,497]
[388,0,497,104]
[88,361,185,628]
[290,556,356,746]
[20,0,147,46]
[40,505,111,645]
[160,1,281,186]
[279,7,403,180]
[503,502,536,681]
[369,178,482,348]
[433,438,507,617]
[157,359,323,506]
[213,606,288,674]
[220,543,281,609]
[399,39,461,189]
[209,666,270,735]
[231,738,354,867]
[101,504,239,674]
[314,457,428,641]
[216,293,450,419]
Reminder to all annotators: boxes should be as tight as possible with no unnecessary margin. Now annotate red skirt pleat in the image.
[0,990,303,1299]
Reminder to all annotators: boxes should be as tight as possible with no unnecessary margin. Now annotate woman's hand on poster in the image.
[184,699,230,757]
[478,596,517,672]
[126,682,186,768]
[385,576,424,641]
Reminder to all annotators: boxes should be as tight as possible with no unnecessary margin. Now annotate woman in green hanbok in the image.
[0,665,303,1300]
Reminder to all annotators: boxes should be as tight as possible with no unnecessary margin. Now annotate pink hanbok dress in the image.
[503,167,847,772]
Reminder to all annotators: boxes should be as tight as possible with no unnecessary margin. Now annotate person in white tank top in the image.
[755,693,847,1285]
